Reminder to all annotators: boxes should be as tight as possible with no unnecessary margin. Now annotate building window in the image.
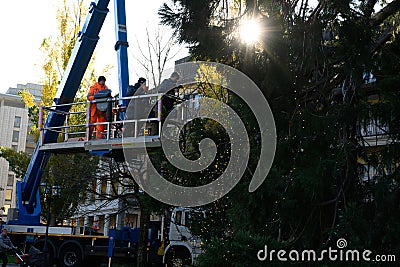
[14,116,21,128]
[12,145,18,151]
[174,211,182,224]
[7,174,14,186]
[5,189,12,201]
[3,205,10,215]
[101,179,107,195]
[12,130,19,142]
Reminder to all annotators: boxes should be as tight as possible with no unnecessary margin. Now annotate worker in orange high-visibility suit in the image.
[87,76,108,139]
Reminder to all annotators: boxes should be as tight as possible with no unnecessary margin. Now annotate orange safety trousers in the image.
[90,111,107,139]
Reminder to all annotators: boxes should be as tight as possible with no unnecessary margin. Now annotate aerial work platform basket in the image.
[37,93,164,155]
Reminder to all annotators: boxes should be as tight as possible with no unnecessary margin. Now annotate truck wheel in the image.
[59,244,83,267]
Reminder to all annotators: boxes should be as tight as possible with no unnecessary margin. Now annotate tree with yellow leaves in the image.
[20,0,111,138]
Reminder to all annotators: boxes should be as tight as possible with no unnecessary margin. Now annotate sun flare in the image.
[239,19,261,44]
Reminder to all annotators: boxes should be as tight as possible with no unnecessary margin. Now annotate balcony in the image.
[359,119,391,146]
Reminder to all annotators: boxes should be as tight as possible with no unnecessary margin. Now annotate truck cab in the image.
[163,207,203,266]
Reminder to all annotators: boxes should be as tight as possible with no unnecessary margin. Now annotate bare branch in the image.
[371,0,400,27]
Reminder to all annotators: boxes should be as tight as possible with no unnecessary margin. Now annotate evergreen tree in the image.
[159,0,400,265]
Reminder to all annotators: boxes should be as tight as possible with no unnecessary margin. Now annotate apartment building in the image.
[69,158,141,235]
[357,80,395,187]
[0,83,43,221]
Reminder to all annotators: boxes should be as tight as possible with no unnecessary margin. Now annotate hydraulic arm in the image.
[9,0,129,225]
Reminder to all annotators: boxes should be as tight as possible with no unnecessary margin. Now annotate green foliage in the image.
[159,0,400,264]
[41,153,99,223]
[197,230,275,267]
[0,147,30,179]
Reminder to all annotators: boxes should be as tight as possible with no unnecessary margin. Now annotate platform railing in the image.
[38,93,164,146]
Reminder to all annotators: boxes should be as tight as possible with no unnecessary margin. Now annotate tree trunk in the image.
[137,207,150,267]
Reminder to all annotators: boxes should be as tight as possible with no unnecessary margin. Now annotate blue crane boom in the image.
[114,0,130,110]
[9,0,129,225]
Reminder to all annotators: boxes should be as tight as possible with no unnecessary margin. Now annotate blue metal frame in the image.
[10,0,122,225]
[114,0,130,117]
[115,0,129,109]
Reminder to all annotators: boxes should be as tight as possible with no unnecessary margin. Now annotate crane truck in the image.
[2,0,204,266]
[3,0,147,267]
[2,0,142,266]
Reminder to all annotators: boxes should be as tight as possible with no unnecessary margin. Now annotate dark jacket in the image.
[159,78,179,118]
[127,82,142,97]
[0,234,15,252]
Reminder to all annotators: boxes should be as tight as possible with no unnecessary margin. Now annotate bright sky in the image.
[0,0,188,93]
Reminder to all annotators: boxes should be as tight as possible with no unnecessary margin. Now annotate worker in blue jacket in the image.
[0,228,17,267]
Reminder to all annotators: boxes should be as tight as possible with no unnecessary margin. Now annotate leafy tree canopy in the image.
[159,0,400,265]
